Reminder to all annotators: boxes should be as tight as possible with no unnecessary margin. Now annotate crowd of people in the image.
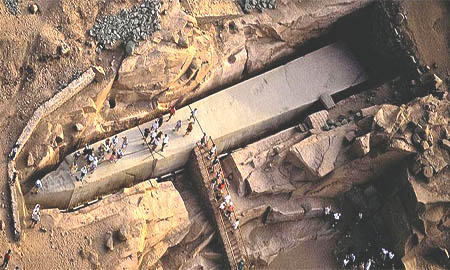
[324,206,397,270]
[70,134,128,182]
[200,139,240,231]
[26,106,199,230]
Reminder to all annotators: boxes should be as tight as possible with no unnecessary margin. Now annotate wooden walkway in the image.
[189,141,248,269]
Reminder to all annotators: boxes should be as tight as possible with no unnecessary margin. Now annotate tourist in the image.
[184,122,194,136]
[215,189,223,201]
[10,170,18,186]
[151,138,159,152]
[90,157,98,172]
[156,131,163,141]
[233,219,240,230]
[143,128,151,142]
[30,204,40,228]
[34,179,42,194]
[189,108,198,121]
[98,145,106,161]
[173,120,182,132]
[324,205,331,216]
[167,106,176,121]
[9,143,19,160]
[151,120,159,131]
[224,194,231,204]
[87,153,94,165]
[343,256,350,268]
[218,182,225,192]
[161,134,169,152]
[364,258,374,270]
[103,139,111,153]
[219,201,226,211]
[83,143,93,156]
[158,116,164,128]
[150,130,157,144]
[1,250,11,269]
[200,133,208,146]
[238,260,244,270]
[73,150,81,162]
[121,136,128,150]
[210,156,219,172]
[116,149,124,162]
[211,177,217,190]
[208,143,216,159]
[109,149,117,163]
[225,202,234,218]
[70,162,78,176]
[78,166,88,181]
[112,135,119,149]
[332,212,341,228]
[381,248,388,262]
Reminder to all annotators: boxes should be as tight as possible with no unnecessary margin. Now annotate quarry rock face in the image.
[111,0,372,114]
[41,180,190,270]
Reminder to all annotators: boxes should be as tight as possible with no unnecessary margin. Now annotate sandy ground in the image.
[0,0,448,269]
[262,239,338,270]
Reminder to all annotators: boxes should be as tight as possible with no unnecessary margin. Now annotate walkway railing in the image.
[188,104,249,269]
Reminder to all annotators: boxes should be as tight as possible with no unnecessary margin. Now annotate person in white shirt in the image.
[152,120,159,131]
[233,219,240,230]
[30,204,40,228]
[161,134,169,152]
[208,144,216,159]
[224,194,231,204]
[189,108,198,121]
[33,179,43,195]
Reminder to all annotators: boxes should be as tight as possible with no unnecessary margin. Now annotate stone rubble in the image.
[89,0,162,48]
[239,0,277,13]
[3,0,19,15]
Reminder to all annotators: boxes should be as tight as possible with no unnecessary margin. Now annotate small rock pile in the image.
[89,0,161,48]
[239,0,276,13]
[3,0,19,15]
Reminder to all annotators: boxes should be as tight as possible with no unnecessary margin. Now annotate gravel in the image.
[3,0,19,15]
[240,0,276,13]
[89,0,161,48]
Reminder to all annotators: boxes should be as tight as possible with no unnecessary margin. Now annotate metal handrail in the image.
[196,144,238,268]
[189,106,248,268]
[200,138,249,262]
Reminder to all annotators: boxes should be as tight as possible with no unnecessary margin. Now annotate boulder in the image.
[353,133,371,157]
[105,231,114,251]
[27,152,35,167]
[304,110,329,130]
[118,223,129,242]
[288,124,357,179]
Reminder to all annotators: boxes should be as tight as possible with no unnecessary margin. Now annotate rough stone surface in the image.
[353,133,371,157]
[105,231,114,251]
[304,110,329,130]
[288,124,358,179]
[41,180,189,269]
[27,153,35,167]
[118,223,129,242]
